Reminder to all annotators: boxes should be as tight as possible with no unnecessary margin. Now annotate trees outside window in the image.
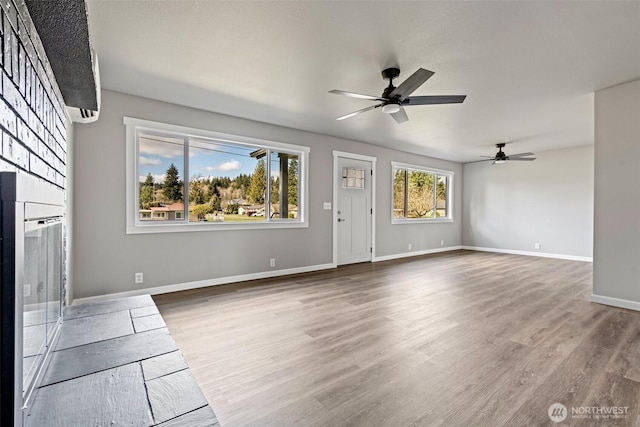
[162,163,183,203]
[248,159,267,205]
[139,173,155,209]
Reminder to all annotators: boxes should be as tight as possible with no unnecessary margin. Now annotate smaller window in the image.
[152,211,167,220]
[391,162,453,223]
[342,167,366,189]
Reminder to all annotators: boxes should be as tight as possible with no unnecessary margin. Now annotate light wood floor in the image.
[154,250,640,426]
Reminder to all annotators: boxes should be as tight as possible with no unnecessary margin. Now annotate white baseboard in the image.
[73,247,592,306]
[461,246,593,262]
[72,262,337,306]
[591,294,640,312]
[373,246,463,262]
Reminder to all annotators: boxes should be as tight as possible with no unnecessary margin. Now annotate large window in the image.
[392,162,453,222]
[125,118,309,234]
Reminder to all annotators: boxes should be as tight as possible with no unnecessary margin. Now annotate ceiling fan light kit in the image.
[329,67,466,123]
[381,103,401,114]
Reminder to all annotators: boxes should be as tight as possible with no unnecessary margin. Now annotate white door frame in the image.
[332,150,377,266]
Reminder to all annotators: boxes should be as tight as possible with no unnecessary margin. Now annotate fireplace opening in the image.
[23,217,62,404]
[1,172,65,427]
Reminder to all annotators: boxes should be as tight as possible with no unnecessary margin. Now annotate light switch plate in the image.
[323,202,332,210]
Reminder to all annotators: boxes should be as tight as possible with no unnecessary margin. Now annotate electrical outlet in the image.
[270,258,276,268]
[408,243,412,250]
[534,243,541,250]
[24,283,31,298]
[135,272,144,284]
[440,240,444,246]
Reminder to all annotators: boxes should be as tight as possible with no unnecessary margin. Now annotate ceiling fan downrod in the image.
[381,67,400,99]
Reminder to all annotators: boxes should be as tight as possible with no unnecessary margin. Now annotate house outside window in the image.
[391,162,453,223]
[125,117,309,234]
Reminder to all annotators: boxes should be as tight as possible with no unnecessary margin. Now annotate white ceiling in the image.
[86,1,640,163]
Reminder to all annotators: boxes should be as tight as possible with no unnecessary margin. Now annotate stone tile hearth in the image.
[25,295,218,427]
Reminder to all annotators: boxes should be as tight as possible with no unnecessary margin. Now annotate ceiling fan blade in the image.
[507,152,535,158]
[336,104,381,121]
[403,95,467,105]
[479,155,495,158]
[465,159,494,164]
[390,106,409,124]
[389,68,435,100]
[329,90,387,102]
[507,157,536,161]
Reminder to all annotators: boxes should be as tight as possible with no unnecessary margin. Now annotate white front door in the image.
[336,156,372,265]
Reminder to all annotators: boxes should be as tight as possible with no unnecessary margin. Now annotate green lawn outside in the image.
[212,214,264,222]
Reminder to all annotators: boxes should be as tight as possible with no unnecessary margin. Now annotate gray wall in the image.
[593,79,640,304]
[462,145,594,258]
[72,90,462,300]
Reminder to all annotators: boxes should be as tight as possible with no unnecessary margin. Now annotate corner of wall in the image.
[593,79,640,307]
[65,118,74,304]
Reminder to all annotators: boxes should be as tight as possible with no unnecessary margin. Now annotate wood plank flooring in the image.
[153,250,640,426]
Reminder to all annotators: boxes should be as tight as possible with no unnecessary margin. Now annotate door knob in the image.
[338,218,345,222]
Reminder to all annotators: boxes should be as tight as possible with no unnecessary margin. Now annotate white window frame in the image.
[391,161,454,224]
[125,117,309,234]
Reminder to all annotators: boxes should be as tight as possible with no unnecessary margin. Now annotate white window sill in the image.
[391,218,454,225]
[127,220,308,235]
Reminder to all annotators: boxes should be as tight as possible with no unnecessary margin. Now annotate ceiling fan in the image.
[329,67,466,124]
[472,143,536,164]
